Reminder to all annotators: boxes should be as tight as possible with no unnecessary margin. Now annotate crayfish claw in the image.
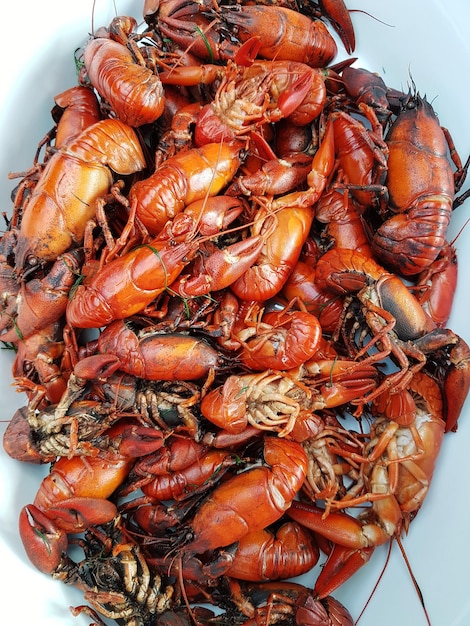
[19,504,68,575]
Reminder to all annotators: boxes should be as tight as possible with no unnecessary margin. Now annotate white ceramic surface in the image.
[1,1,469,624]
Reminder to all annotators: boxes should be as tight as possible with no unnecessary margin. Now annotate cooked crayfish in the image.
[315,247,470,430]
[14,119,146,271]
[200,360,377,438]
[372,93,465,276]
[288,371,445,600]
[83,16,166,127]
[66,198,263,328]
[4,2,470,626]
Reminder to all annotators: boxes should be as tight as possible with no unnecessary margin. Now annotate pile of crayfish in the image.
[2,0,470,624]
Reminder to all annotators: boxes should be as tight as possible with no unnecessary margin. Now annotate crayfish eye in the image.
[26,255,39,267]
[20,254,41,279]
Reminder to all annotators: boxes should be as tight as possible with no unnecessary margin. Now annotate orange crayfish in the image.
[372,93,467,276]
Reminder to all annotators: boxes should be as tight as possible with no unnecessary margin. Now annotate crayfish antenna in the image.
[176,552,200,626]
[91,0,120,36]
[395,535,432,626]
[355,536,432,626]
[355,539,392,625]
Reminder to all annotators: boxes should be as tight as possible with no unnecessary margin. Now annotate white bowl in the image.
[1,1,469,624]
